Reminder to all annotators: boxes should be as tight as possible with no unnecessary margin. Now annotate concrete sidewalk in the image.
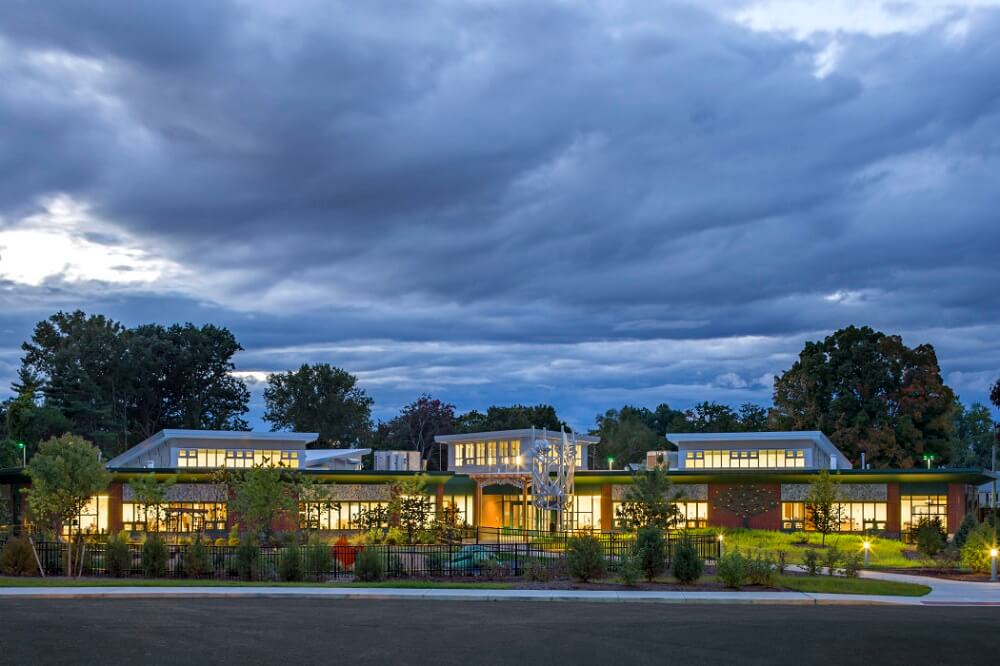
[2,569,997,606]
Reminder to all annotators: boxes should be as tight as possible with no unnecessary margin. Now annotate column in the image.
[946,483,966,535]
[600,484,613,532]
[107,481,123,534]
[885,483,901,537]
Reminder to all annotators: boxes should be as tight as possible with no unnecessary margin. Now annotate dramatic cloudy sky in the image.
[1,0,999,431]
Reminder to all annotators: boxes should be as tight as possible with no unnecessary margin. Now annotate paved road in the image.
[0,599,995,665]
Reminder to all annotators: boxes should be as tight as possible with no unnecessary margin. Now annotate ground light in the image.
[862,539,871,567]
[991,547,998,583]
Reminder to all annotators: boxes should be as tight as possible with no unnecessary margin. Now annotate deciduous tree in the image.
[264,364,372,447]
[374,395,455,469]
[771,325,956,468]
[615,467,682,530]
[804,470,843,545]
[24,434,111,576]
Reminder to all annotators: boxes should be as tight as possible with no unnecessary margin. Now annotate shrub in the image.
[303,542,332,580]
[524,558,550,582]
[214,538,226,547]
[634,527,666,581]
[481,558,510,580]
[746,553,777,587]
[235,537,260,580]
[715,550,747,588]
[843,552,863,578]
[953,513,978,550]
[822,548,841,576]
[227,524,240,546]
[567,535,606,583]
[141,534,168,578]
[618,555,641,587]
[671,538,703,584]
[915,517,947,558]
[802,549,821,576]
[183,536,212,578]
[105,531,132,577]
[355,547,384,582]
[0,537,37,576]
[279,546,303,582]
[961,523,998,574]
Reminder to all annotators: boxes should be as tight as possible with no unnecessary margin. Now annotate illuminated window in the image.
[781,501,887,532]
[123,502,227,532]
[900,495,947,532]
[675,501,708,528]
[63,495,109,535]
[177,449,198,467]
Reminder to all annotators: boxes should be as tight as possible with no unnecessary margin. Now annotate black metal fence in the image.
[3,529,719,580]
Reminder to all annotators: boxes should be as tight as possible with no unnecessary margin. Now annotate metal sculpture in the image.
[530,426,577,528]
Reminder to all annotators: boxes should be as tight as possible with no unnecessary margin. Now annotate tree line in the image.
[1,313,997,470]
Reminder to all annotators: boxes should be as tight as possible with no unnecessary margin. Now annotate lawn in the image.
[777,575,930,597]
[689,528,918,568]
[0,577,513,589]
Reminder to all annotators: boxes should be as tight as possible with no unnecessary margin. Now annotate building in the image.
[0,428,991,538]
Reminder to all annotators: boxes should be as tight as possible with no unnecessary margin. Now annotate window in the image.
[684,449,806,469]
[63,495,109,535]
[299,501,391,530]
[675,501,708,528]
[122,502,227,532]
[901,495,947,532]
[568,495,601,531]
[177,449,199,467]
[781,501,888,532]
[225,449,254,468]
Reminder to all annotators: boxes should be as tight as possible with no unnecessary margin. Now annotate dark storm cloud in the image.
[0,1,998,428]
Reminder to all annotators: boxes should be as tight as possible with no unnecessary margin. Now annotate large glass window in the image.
[685,449,806,469]
[901,495,947,532]
[63,495,109,535]
[122,502,227,532]
[176,448,300,469]
[299,501,391,530]
[781,501,887,532]
[675,501,708,529]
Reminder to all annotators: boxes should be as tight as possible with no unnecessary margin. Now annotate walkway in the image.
[859,568,1000,605]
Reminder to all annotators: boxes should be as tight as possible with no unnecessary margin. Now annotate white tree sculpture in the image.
[530,427,577,528]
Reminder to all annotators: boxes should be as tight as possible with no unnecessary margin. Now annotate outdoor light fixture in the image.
[862,540,871,567]
[717,533,724,555]
[991,548,998,583]
[607,456,614,470]
[16,441,25,467]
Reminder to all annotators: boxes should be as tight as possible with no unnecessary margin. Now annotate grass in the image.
[0,577,512,589]
[777,575,930,597]
[689,528,917,568]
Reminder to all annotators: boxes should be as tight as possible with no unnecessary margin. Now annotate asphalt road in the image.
[0,599,994,665]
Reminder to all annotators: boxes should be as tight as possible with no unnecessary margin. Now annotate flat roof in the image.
[105,429,320,469]
[434,428,600,444]
[665,431,851,468]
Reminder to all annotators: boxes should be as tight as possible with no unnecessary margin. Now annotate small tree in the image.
[566,535,606,582]
[633,527,666,581]
[23,434,111,577]
[215,464,301,544]
[129,474,177,532]
[914,517,946,558]
[615,468,681,531]
[953,513,978,550]
[671,537,704,583]
[390,476,432,544]
[804,470,843,545]
[711,484,778,530]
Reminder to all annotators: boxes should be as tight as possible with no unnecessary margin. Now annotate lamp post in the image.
[607,457,614,471]
[921,453,936,469]
[717,533,724,556]
[862,540,871,567]
[16,441,25,467]
[991,548,998,583]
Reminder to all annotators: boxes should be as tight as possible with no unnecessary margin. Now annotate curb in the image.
[0,587,921,605]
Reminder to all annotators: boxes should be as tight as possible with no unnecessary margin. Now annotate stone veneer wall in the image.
[123,483,227,502]
[780,483,887,502]
[612,484,707,501]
